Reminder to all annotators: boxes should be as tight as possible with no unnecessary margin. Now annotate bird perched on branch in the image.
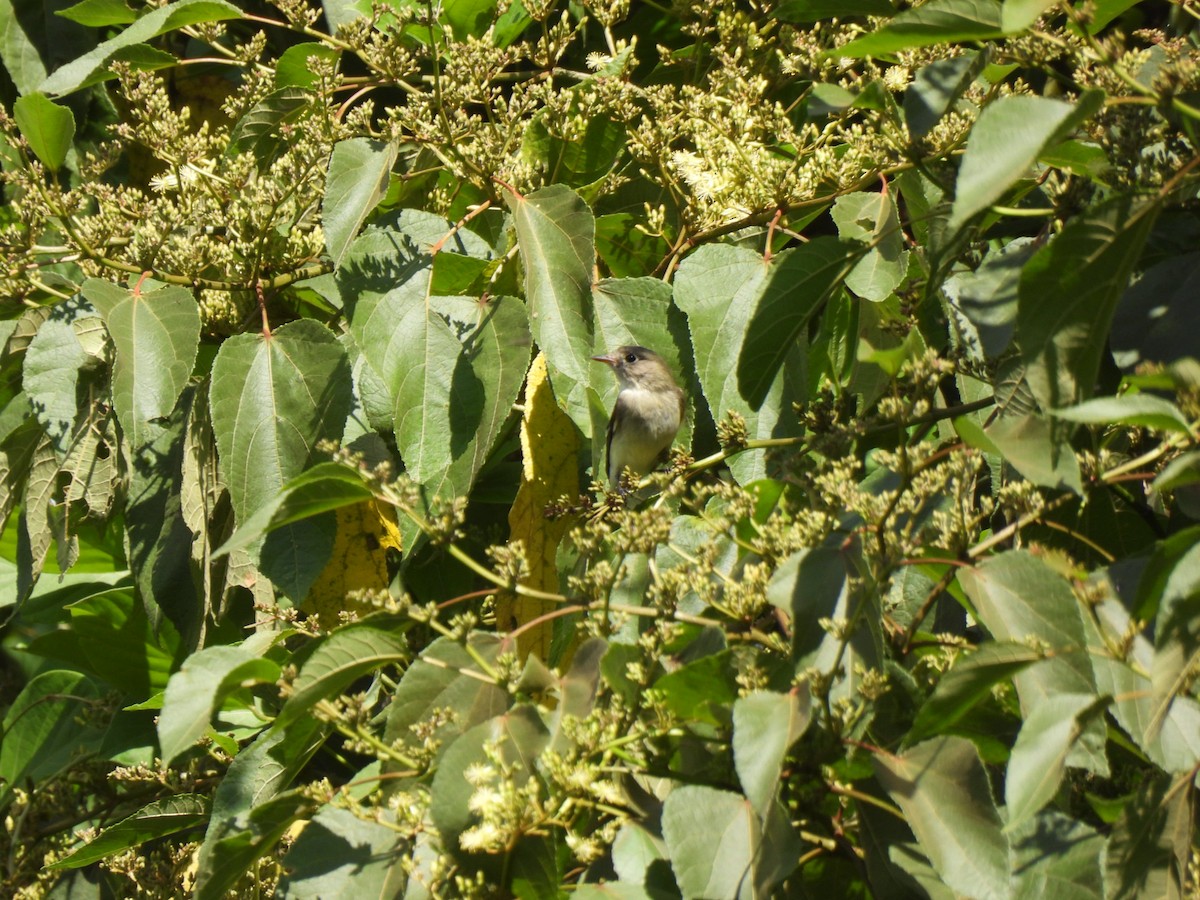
[592,345,685,488]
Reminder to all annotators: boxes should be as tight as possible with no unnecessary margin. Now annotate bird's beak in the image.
[591,354,618,366]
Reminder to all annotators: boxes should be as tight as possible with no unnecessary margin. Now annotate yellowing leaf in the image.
[302,501,402,628]
[501,353,579,658]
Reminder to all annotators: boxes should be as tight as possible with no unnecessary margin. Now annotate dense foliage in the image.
[1,0,1199,896]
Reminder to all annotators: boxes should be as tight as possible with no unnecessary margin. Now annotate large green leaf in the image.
[873,737,1009,900]
[209,319,352,599]
[661,786,799,900]
[943,237,1033,360]
[1009,811,1107,898]
[382,633,508,770]
[0,670,100,808]
[125,392,203,642]
[908,641,1042,744]
[214,463,375,559]
[950,91,1104,230]
[24,587,180,700]
[274,622,410,730]
[736,238,856,409]
[1054,394,1192,435]
[323,138,399,268]
[1004,693,1106,833]
[91,280,200,451]
[1084,585,1200,774]
[13,92,75,170]
[674,243,808,484]
[40,0,243,95]
[55,0,138,26]
[732,689,811,818]
[775,0,894,21]
[958,551,1108,773]
[0,0,96,96]
[22,315,88,454]
[1018,198,1159,410]
[509,184,596,436]
[831,193,908,302]
[194,789,316,900]
[50,794,210,869]
[904,50,988,140]
[341,229,529,501]
[278,805,407,898]
[158,638,282,765]
[835,0,1004,58]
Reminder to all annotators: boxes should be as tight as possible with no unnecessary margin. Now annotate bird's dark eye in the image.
[624,352,638,363]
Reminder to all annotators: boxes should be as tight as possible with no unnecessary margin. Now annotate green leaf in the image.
[1083,584,1200,774]
[834,0,1004,58]
[943,237,1033,359]
[1054,395,1192,434]
[383,633,508,768]
[0,670,99,808]
[278,805,406,897]
[50,794,209,869]
[831,192,908,302]
[213,463,375,559]
[22,315,88,454]
[158,640,282,765]
[908,641,1042,744]
[904,50,988,140]
[274,42,339,88]
[674,244,807,484]
[92,280,201,451]
[206,715,327,829]
[774,0,895,22]
[1154,451,1200,494]
[40,0,244,95]
[738,238,855,408]
[661,786,800,900]
[1001,0,1060,31]
[124,394,203,642]
[733,689,811,818]
[1004,693,1106,832]
[977,412,1083,493]
[340,224,529,501]
[26,588,180,699]
[1112,251,1200,371]
[521,108,626,188]
[397,295,529,500]
[1010,811,1107,898]
[873,737,1010,900]
[194,789,316,900]
[274,623,410,730]
[509,184,596,436]
[1018,198,1159,409]
[209,319,353,597]
[56,0,136,25]
[766,546,850,670]
[228,88,313,166]
[323,138,398,268]
[13,92,75,170]
[950,91,1104,230]
[958,551,1107,773]
[429,705,548,842]
[652,650,738,726]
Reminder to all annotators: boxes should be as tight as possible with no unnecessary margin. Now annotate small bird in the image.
[592,345,685,487]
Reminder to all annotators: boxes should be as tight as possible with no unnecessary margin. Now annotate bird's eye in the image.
[624,352,637,363]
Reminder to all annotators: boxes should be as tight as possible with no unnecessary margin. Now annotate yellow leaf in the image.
[501,353,580,658]
[301,500,402,628]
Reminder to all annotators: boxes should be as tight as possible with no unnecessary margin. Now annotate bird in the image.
[591,345,685,488]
